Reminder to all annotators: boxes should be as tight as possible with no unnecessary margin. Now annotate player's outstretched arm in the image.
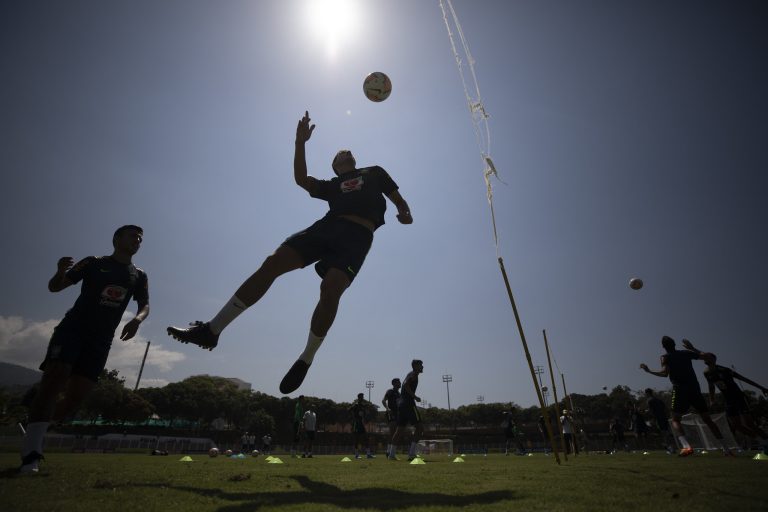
[386,190,412,224]
[639,361,669,378]
[681,338,704,356]
[294,111,317,193]
[732,371,768,395]
[48,257,74,292]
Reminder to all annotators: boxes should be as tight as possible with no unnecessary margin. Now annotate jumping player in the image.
[640,336,732,456]
[167,111,413,394]
[20,225,149,473]
[382,378,401,459]
[390,359,424,461]
[682,340,768,453]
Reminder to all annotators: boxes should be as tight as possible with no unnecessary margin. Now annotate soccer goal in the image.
[416,439,453,457]
[678,413,739,450]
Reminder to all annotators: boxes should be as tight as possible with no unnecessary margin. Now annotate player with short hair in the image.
[683,340,768,453]
[640,335,732,456]
[609,417,628,453]
[20,225,149,473]
[628,401,649,451]
[350,393,373,459]
[560,409,578,455]
[382,378,401,459]
[261,433,272,455]
[290,395,304,457]
[503,408,525,455]
[167,111,413,395]
[644,388,674,453]
[302,407,317,457]
[390,359,424,461]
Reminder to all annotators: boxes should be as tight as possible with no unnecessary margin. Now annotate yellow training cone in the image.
[410,457,426,465]
[179,456,193,462]
[340,457,352,462]
[268,457,283,464]
[265,456,274,461]
[452,457,465,463]
[753,453,768,460]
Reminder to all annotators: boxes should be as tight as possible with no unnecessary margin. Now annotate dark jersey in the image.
[704,365,744,402]
[59,256,148,338]
[401,371,419,405]
[664,350,700,387]
[350,401,366,424]
[646,396,667,420]
[383,388,400,411]
[310,166,398,230]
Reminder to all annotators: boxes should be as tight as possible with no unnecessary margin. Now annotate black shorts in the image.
[724,394,750,417]
[671,385,708,415]
[283,217,373,283]
[39,324,112,382]
[397,402,421,427]
[386,410,398,423]
[353,421,366,434]
[305,430,316,441]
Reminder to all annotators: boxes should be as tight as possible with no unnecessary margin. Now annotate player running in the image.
[682,339,768,453]
[166,111,413,394]
[390,359,424,461]
[382,378,401,459]
[20,225,149,473]
[640,335,732,456]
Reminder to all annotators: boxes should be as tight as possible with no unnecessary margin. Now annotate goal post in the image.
[416,439,454,457]
[678,413,739,450]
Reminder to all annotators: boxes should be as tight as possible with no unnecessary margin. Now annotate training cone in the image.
[410,457,426,465]
[643,451,649,455]
[179,456,193,462]
[452,457,465,463]
[527,453,533,457]
[753,453,768,460]
[340,457,352,462]
[268,457,284,464]
[265,456,274,461]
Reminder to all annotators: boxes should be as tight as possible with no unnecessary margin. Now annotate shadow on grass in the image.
[129,474,517,511]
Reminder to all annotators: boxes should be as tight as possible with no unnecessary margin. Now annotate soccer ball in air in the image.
[629,278,643,290]
[363,72,392,102]
[208,447,219,458]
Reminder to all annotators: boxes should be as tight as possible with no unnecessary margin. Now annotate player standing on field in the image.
[644,388,674,453]
[640,335,732,456]
[390,359,424,461]
[20,225,149,473]
[382,378,401,459]
[167,111,413,395]
[350,393,373,459]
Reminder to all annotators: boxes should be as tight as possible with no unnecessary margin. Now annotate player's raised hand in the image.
[681,339,694,350]
[639,363,649,372]
[296,111,315,143]
[120,317,142,341]
[56,257,74,274]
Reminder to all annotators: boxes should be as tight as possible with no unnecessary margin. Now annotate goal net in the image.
[678,413,739,450]
[416,439,454,456]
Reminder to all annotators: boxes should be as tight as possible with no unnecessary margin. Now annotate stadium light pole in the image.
[134,340,151,391]
[533,365,548,406]
[442,374,453,411]
[365,380,374,403]
[477,395,484,403]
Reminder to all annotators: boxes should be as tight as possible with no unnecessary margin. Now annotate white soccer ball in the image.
[224,449,233,457]
[251,450,260,458]
[208,447,219,458]
[363,72,392,102]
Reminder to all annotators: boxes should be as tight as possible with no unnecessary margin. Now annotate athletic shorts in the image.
[671,385,708,415]
[396,402,421,427]
[283,217,373,283]
[353,421,366,434]
[305,430,316,441]
[39,324,112,382]
[386,410,398,423]
[633,422,649,435]
[724,394,750,417]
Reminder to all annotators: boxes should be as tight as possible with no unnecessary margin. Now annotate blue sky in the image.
[1,0,766,409]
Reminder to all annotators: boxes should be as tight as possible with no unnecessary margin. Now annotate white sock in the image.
[209,295,248,335]
[678,436,691,449]
[22,422,49,456]
[299,331,325,365]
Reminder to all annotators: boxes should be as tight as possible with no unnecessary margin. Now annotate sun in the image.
[306,0,362,61]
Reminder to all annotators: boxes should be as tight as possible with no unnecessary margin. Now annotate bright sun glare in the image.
[306,0,361,61]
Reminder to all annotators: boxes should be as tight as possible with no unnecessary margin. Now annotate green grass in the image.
[2,451,766,512]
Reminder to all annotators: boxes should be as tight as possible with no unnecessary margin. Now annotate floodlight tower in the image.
[365,380,374,402]
[442,374,453,411]
[533,365,548,406]
[477,395,484,403]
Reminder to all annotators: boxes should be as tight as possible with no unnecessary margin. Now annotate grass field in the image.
[1,451,766,512]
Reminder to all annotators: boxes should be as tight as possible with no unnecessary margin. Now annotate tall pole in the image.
[543,329,568,460]
[442,374,453,410]
[134,340,150,391]
[365,380,374,403]
[497,257,560,464]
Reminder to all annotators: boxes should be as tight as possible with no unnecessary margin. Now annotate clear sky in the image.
[1,0,766,409]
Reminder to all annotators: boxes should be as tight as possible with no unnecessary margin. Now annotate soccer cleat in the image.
[387,455,400,461]
[166,321,218,351]
[279,360,310,394]
[678,447,694,457]
[19,451,43,474]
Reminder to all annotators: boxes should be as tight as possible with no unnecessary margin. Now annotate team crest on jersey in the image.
[340,176,364,193]
[100,285,127,307]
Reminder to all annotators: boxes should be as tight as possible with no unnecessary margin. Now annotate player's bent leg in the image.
[52,374,95,422]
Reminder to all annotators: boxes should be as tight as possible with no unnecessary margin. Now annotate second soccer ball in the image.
[363,72,392,102]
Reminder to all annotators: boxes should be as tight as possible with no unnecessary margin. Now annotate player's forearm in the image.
[294,142,310,188]
[645,369,667,378]
[735,374,764,390]
[134,303,150,322]
[48,271,68,292]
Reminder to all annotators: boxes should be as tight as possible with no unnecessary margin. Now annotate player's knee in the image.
[319,275,348,301]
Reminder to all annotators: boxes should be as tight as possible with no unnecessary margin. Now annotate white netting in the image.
[678,413,739,450]
[416,439,454,456]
